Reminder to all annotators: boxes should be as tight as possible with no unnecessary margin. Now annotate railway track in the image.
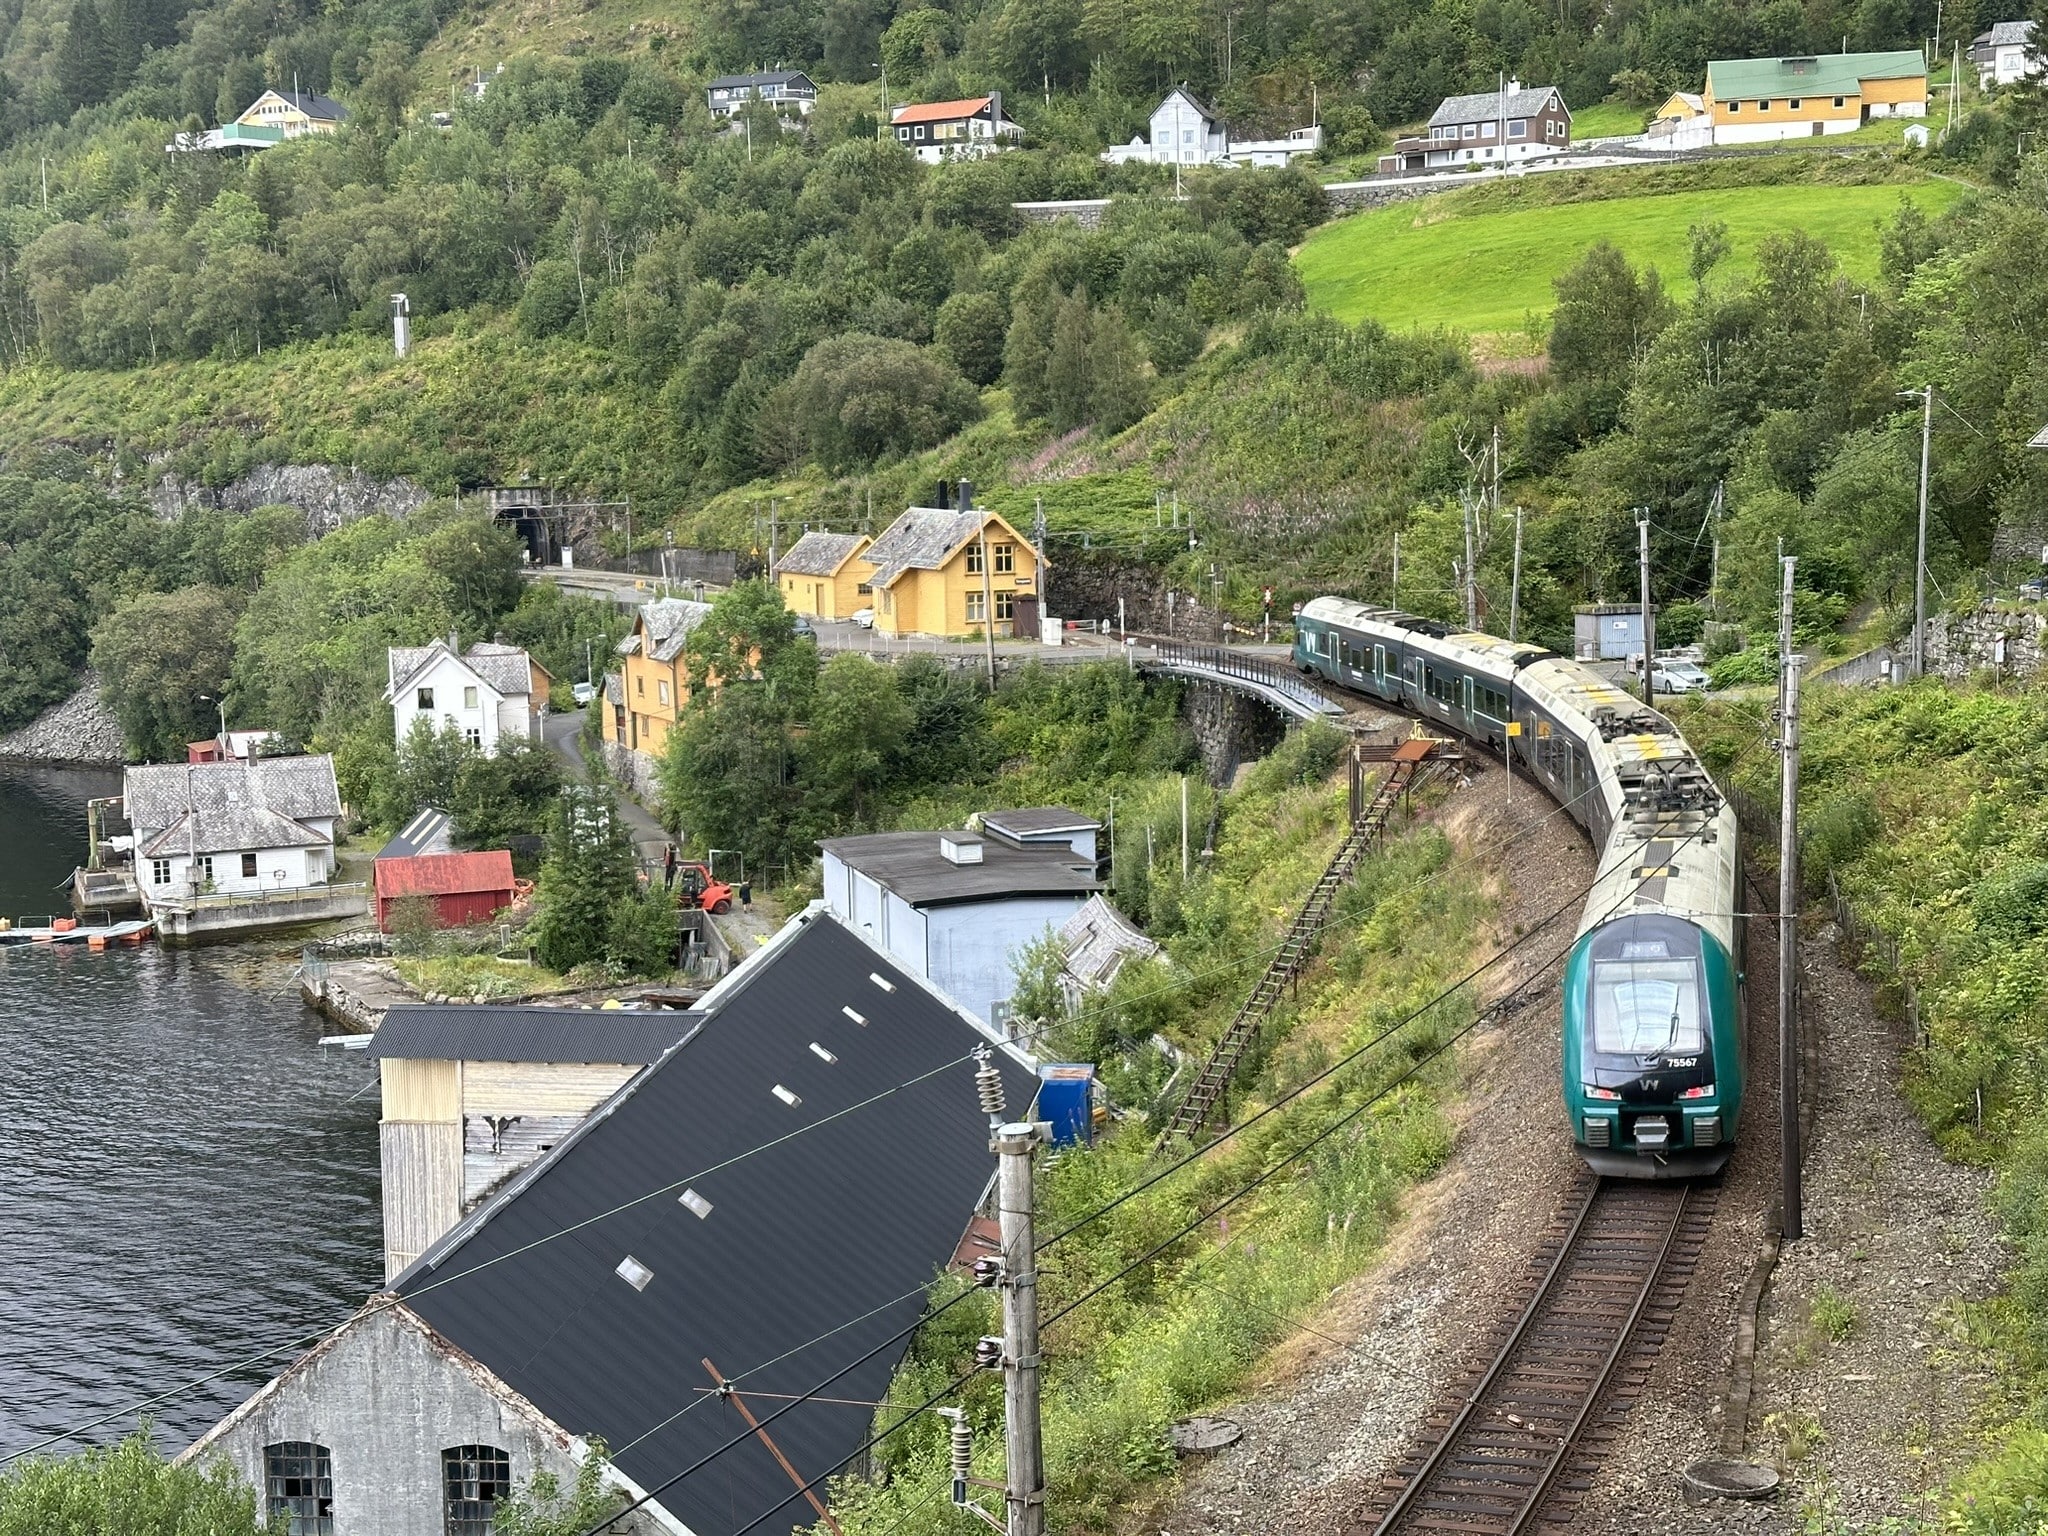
[1354,1175,1718,1534]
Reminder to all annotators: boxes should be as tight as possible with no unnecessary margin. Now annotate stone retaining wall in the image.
[0,670,126,764]
[1928,603,2048,681]
[142,460,429,534]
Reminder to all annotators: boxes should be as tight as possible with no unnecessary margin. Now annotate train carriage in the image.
[1293,596,1744,1177]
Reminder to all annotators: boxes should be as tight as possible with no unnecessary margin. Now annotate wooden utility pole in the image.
[767,499,778,579]
[1462,500,1477,630]
[979,528,998,690]
[1508,507,1524,643]
[1779,651,1804,1243]
[1638,514,1654,705]
[994,1120,1047,1536]
[1910,384,1933,677]
[1391,531,1401,604]
[1179,775,1189,879]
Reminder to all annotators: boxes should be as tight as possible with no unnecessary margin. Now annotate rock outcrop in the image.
[0,671,126,764]
[144,462,430,534]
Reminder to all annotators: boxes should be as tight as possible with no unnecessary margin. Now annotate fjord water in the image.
[0,763,380,1458]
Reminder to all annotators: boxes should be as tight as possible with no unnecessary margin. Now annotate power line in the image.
[582,820,1713,1536]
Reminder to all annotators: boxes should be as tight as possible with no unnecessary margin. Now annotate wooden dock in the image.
[0,914,155,948]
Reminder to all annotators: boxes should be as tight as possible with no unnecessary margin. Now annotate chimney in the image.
[447,629,460,652]
[939,832,985,865]
[958,479,974,511]
[1507,77,1520,94]
[989,90,1003,126]
[936,478,950,509]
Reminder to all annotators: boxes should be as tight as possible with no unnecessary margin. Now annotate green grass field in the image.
[1296,172,1967,334]
[1569,101,1650,138]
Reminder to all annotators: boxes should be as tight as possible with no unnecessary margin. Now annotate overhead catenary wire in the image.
[6,720,1661,1470]
[578,822,1715,1536]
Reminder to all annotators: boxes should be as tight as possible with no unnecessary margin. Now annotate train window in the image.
[1473,685,1508,720]
[1590,960,1705,1056]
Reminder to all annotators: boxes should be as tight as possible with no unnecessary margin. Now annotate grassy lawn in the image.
[1569,100,1650,138]
[1298,172,1967,334]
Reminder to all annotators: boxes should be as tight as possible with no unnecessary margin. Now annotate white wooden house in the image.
[125,755,344,901]
[1971,21,2040,87]
[386,637,549,755]
[1103,88,1321,167]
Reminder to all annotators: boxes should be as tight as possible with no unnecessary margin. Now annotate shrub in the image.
[1972,860,2048,944]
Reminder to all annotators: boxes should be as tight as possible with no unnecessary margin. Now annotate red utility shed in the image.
[374,850,517,931]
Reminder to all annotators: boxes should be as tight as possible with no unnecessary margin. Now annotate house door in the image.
[1014,594,1040,638]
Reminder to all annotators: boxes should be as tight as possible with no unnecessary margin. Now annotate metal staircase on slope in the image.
[1158,737,1449,1145]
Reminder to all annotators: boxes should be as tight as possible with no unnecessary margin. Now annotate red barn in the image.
[374,849,517,931]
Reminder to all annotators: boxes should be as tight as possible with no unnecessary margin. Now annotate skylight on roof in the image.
[869,973,897,993]
[809,1043,838,1064]
[616,1255,654,1291]
[772,1084,802,1106]
[842,1006,867,1026]
[679,1189,713,1219]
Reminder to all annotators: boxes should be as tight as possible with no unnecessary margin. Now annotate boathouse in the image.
[372,847,517,932]
[185,909,1035,1536]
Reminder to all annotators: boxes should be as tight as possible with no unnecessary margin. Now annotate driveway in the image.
[542,709,668,851]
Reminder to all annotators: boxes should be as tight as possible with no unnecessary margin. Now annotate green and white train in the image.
[1294,597,1743,1177]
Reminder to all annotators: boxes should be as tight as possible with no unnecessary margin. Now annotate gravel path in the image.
[1151,768,2010,1536]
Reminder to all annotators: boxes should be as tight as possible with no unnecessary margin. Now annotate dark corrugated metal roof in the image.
[397,915,1034,1531]
[980,806,1097,838]
[368,1005,697,1063]
[376,808,454,861]
[820,830,1101,905]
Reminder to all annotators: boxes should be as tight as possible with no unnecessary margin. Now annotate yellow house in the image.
[234,89,350,139]
[601,597,713,758]
[865,505,1042,639]
[1701,51,1925,144]
[777,531,876,620]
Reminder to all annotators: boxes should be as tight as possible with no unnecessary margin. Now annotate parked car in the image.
[571,681,597,706]
[1652,660,1712,694]
[849,608,876,629]
[791,614,816,638]
[2020,577,2048,602]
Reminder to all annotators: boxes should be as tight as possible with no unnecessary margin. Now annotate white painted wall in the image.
[926,895,1090,1027]
[141,844,328,898]
[184,1307,673,1536]
[392,652,530,756]
[1711,116,1863,144]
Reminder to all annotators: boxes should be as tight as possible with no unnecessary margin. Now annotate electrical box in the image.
[1038,1063,1096,1147]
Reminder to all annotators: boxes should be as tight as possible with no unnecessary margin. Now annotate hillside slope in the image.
[1299,161,1967,337]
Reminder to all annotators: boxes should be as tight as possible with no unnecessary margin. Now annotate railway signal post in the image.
[1638,514,1655,706]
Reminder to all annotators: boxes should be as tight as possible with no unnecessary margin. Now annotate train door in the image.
[1373,645,1390,700]
[1460,676,1475,733]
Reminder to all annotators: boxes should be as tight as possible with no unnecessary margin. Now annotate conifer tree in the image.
[56,0,113,110]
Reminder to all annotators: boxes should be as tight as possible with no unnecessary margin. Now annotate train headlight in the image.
[1583,1084,1621,1100]
[1679,1084,1715,1099]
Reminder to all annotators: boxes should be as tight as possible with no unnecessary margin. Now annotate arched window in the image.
[263,1442,334,1535]
[443,1445,513,1535]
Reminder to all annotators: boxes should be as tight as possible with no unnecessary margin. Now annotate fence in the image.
[174,880,369,913]
[1146,643,1338,719]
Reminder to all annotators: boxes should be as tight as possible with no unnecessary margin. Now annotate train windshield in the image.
[1589,959,1704,1056]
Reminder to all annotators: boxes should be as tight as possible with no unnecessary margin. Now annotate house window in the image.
[966,590,987,623]
[965,543,984,575]
[897,127,910,141]
[1789,97,1802,109]
[465,728,482,749]
[994,543,1015,574]
[1509,119,1526,137]
[197,855,214,885]
[463,686,479,709]
[1462,123,1477,138]
[264,1442,334,1535]
[657,680,671,705]
[915,125,926,140]
[241,853,258,879]
[417,687,435,710]
[857,581,872,594]
[635,676,644,696]
[151,858,171,886]
[1833,96,1844,107]
[1759,99,1772,109]
[995,590,1015,621]
[443,1445,512,1536]
[1481,120,1495,136]
[1728,101,1741,112]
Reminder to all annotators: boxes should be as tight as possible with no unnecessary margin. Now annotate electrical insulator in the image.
[971,1256,1002,1287]
[949,1415,973,1480]
[974,1335,1004,1369]
[974,1048,1007,1118]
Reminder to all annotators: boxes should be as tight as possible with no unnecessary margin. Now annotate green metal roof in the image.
[1706,49,1925,101]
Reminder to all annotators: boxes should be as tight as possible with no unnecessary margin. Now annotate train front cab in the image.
[1564,912,1741,1178]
